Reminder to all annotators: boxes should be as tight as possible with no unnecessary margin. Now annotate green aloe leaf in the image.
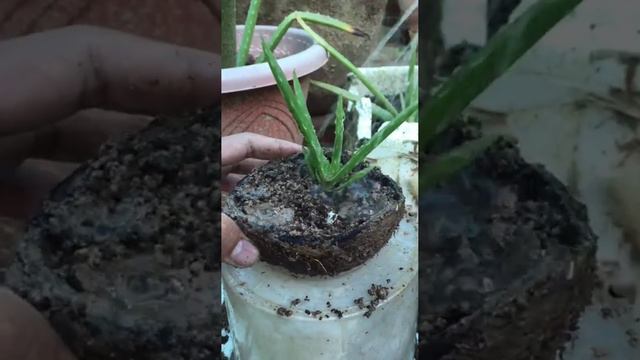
[262,41,328,176]
[221,0,237,68]
[336,166,374,190]
[420,0,583,148]
[330,102,418,183]
[421,135,499,190]
[256,11,367,64]
[295,17,399,116]
[331,96,345,171]
[236,0,262,67]
[310,80,394,122]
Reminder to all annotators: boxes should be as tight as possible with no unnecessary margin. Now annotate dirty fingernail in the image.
[230,239,259,267]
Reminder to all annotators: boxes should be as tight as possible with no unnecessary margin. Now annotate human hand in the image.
[0,25,218,358]
[221,133,302,267]
[0,25,218,218]
[0,288,76,360]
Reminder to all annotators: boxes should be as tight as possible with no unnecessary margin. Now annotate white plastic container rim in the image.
[221,25,329,94]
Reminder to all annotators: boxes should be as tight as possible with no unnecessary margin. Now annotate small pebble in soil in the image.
[291,298,301,306]
[276,307,293,317]
[326,301,331,308]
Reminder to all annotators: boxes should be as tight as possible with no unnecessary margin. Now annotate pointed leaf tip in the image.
[351,28,369,39]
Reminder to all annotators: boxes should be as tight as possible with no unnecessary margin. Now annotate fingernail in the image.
[230,239,259,267]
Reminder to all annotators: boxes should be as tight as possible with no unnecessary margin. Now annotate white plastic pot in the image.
[222,219,417,360]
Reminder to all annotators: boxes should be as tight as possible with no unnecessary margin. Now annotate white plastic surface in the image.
[222,216,417,360]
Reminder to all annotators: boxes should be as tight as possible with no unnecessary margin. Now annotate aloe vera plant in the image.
[419,0,582,191]
[233,0,582,191]
[264,41,418,190]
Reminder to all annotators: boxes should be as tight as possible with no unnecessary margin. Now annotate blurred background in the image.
[426,1,640,358]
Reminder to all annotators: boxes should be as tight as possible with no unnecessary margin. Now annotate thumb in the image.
[0,288,76,360]
[221,213,259,267]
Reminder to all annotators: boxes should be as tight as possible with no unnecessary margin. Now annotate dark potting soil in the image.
[225,152,405,276]
[418,124,597,360]
[5,109,220,360]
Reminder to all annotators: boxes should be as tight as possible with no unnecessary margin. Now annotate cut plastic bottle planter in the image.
[222,66,419,359]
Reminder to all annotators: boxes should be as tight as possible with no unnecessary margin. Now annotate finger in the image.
[221,213,259,268]
[1,110,152,166]
[0,25,219,135]
[221,133,302,166]
[222,158,268,176]
[221,174,245,193]
[36,110,153,162]
[0,288,77,360]
[0,159,79,219]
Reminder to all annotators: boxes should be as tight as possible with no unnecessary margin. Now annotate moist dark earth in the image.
[418,124,597,360]
[225,152,405,276]
[5,109,220,360]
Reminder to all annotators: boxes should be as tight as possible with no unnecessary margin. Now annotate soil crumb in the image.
[363,283,390,318]
[277,307,293,317]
